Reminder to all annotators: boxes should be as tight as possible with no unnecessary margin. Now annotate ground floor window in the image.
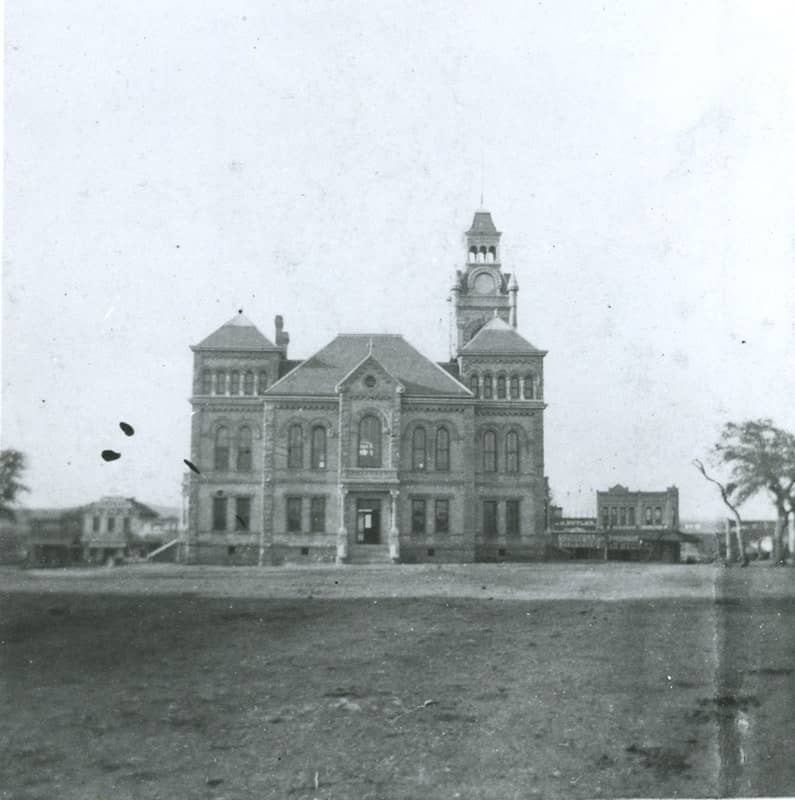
[412,499,426,535]
[310,496,326,533]
[483,501,498,537]
[506,500,520,537]
[434,499,449,534]
[235,497,251,531]
[287,497,302,533]
[212,497,228,531]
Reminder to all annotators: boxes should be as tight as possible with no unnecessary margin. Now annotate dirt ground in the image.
[2,563,794,799]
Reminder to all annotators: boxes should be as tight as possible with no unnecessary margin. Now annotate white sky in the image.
[3,0,795,519]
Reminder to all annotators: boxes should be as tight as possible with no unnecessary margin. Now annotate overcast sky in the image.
[4,0,795,519]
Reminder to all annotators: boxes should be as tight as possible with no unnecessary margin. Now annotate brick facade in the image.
[184,211,550,564]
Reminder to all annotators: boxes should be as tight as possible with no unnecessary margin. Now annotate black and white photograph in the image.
[2,1,795,798]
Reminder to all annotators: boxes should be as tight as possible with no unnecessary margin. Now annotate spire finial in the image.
[480,149,485,208]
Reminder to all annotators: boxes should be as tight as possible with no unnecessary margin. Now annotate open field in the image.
[2,563,795,799]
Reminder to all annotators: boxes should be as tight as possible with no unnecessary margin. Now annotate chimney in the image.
[274,315,290,354]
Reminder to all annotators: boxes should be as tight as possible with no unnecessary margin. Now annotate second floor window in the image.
[483,374,493,399]
[358,415,382,467]
[497,375,506,399]
[258,371,268,395]
[230,371,240,395]
[524,374,534,399]
[435,427,450,471]
[645,506,653,524]
[201,369,213,394]
[654,506,663,524]
[107,516,116,533]
[469,373,479,397]
[288,425,303,469]
[483,431,497,473]
[243,371,254,395]
[311,426,327,469]
[214,427,230,470]
[628,507,636,526]
[92,515,100,532]
[237,426,253,471]
[216,369,227,395]
[412,427,426,471]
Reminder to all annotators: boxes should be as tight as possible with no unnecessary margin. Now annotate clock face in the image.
[474,273,495,294]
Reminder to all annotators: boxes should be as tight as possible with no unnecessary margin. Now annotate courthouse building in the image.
[183,210,549,564]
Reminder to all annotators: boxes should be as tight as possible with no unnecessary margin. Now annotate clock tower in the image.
[450,210,517,355]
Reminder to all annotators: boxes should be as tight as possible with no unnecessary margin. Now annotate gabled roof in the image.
[462,316,543,355]
[266,334,472,397]
[194,312,277,351]
[466,211,500,237]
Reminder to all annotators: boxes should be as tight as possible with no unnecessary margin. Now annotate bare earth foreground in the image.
[2,563,794,800]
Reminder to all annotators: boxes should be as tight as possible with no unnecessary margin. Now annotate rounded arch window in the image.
[435,427,450,472]
[287,424,303,469]
[483,374,493,400]
[506,430,520,473]
[497,375,506,399]
[230,371,240,396]
[237,426,253,471]
[412,426,427,471]
[358,415,382,467]
[483,430,497,473]
[311,425,327,470]
[523,374,535,399]
[243,371,254,396]
[469,372,480,398]
[214,426,230,470]
[215,369,227,395]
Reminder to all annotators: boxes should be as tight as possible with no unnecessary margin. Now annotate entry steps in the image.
[348,544,393,565]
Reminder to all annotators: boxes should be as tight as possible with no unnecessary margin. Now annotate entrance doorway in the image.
[356,499,381,544]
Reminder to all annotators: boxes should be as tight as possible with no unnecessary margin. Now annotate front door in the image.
[356,499,381,544]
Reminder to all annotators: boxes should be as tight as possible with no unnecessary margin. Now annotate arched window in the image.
[215,369,227,395]
[469,373,479,398]
[287,424,303,469]
[435,427,450,471]
[488,245,497,262]
[230,371,240,396]
[201,369,213,395]
[483,431,497,473]
[412,427,427,471]
[311,425,327,470]
[497,375,506,399]
[214,427,230,470]
[506,430,520,473]
[509,375,520,400]
[483,374,493,400]
[358,415,382,467]
[645,506,652,525]
[523,374,534,399]
[469,246,477,263]
[258,371,268,395]
[237,426,253,471]
[243,371,254,396]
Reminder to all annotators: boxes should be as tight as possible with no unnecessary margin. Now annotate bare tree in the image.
[692,458,747,565]
[714,420,795,565]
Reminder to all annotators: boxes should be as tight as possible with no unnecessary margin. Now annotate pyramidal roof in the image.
[462,316,543,355]
[266,334,471,397]
[466,210,500,236]
[195,312,276,350]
